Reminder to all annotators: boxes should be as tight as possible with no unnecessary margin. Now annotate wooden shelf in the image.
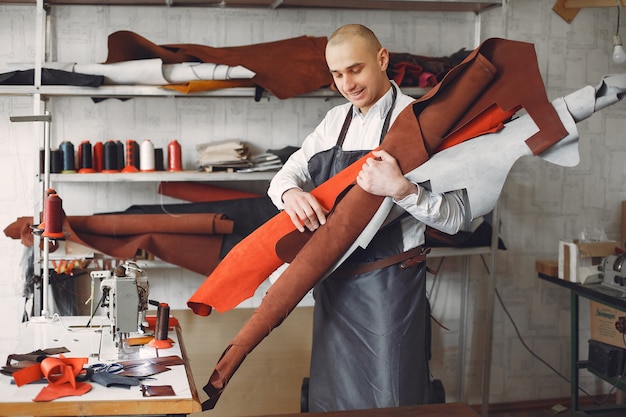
[0,0,503,13]
[49,170,276,182]
[0,85,429,99]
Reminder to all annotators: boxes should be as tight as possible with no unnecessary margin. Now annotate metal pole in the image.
[481,204,499,417]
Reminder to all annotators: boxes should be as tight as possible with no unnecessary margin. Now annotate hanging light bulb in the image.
[613,34,626,64]
[614,5,626,64]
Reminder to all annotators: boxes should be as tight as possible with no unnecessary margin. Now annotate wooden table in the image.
[0,315,201,416]
[254,402,479,417]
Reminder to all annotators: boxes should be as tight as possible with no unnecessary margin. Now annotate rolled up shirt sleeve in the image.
[267,149,310,209]
[394,184,467,236]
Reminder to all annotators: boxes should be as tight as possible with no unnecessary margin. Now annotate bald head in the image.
[327,24,382,57]
[325,24,390,115]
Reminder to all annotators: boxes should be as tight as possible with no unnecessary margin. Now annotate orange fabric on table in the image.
[12,356,92,402]
[33,381,92,402]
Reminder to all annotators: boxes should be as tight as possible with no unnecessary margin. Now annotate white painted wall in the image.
[1,0,625,410]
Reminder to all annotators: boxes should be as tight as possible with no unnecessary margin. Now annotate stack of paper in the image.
[197,140,252,172]
[238,153,283,172]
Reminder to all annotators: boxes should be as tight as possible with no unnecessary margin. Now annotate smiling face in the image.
[325,26,391,116]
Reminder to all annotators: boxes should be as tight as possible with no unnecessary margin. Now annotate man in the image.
[267,24,467,411]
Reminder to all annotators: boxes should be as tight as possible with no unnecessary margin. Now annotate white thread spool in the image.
[140,139,156,172]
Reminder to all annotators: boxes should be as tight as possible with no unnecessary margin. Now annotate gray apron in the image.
[307,86,431,412]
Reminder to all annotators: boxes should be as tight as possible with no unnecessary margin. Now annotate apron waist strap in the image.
[331,246,429,279]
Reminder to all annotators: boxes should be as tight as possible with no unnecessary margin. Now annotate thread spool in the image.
[39,149,45,175]
[122,139,139,173]
[42,192,65,239]
[154,148,165,171]
[167,140,182,172]
[50,149,62,174]
[78,141,95,173]
[148,302,173,349]
[76,142,82,170]
[59,141,76,173]
[115,141,124,171]
[103,140,119,173]
[139,139,155,172]
[40,148,62,175]
[36,188,56,231]
[93,141,104,172]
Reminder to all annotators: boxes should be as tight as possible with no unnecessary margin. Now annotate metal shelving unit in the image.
[0,84,429,99]
[50,170,277,183]
[0,0,502,12]
[2,1,504,415]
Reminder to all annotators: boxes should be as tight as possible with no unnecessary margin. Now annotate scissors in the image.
[89,362,123,374]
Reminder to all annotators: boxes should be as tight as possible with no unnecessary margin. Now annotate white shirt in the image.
[268,82,466,250]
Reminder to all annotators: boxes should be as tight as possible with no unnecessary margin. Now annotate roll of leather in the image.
[69,213,233,235]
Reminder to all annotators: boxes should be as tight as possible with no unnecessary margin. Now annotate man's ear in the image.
[378,47,390,71]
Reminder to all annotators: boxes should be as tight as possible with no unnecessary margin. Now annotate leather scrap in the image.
[141,384,176,397]
[105,31,332,99]
[4,212,234,275]
[92,372,140,388]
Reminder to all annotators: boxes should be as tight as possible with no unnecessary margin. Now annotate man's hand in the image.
[281,188,328,232]
[357,149,418,200]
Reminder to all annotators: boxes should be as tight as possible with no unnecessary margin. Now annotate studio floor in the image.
[483,396,625,417]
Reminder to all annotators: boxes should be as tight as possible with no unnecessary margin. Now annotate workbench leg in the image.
[570,292,579,416]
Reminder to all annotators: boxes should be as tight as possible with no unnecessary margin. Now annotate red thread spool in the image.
[122,139,139,173]
[93,141,104,172]
[167,140,182,172]
[37,188,56,231]
[42,193,65,239]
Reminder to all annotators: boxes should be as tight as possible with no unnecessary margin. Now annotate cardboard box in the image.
[558,240,618,283]
[590,300,626,349]
[535,259,558,277]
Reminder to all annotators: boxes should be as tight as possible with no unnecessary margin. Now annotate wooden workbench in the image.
[0,315,201,417]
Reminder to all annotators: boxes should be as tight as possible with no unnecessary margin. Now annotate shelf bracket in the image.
[553,0,625,23]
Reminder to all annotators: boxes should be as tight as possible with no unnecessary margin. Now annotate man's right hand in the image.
[281,188,328,232]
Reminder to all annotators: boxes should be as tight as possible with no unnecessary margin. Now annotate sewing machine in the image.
[92,262,150,354]
[600,254,626,293]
